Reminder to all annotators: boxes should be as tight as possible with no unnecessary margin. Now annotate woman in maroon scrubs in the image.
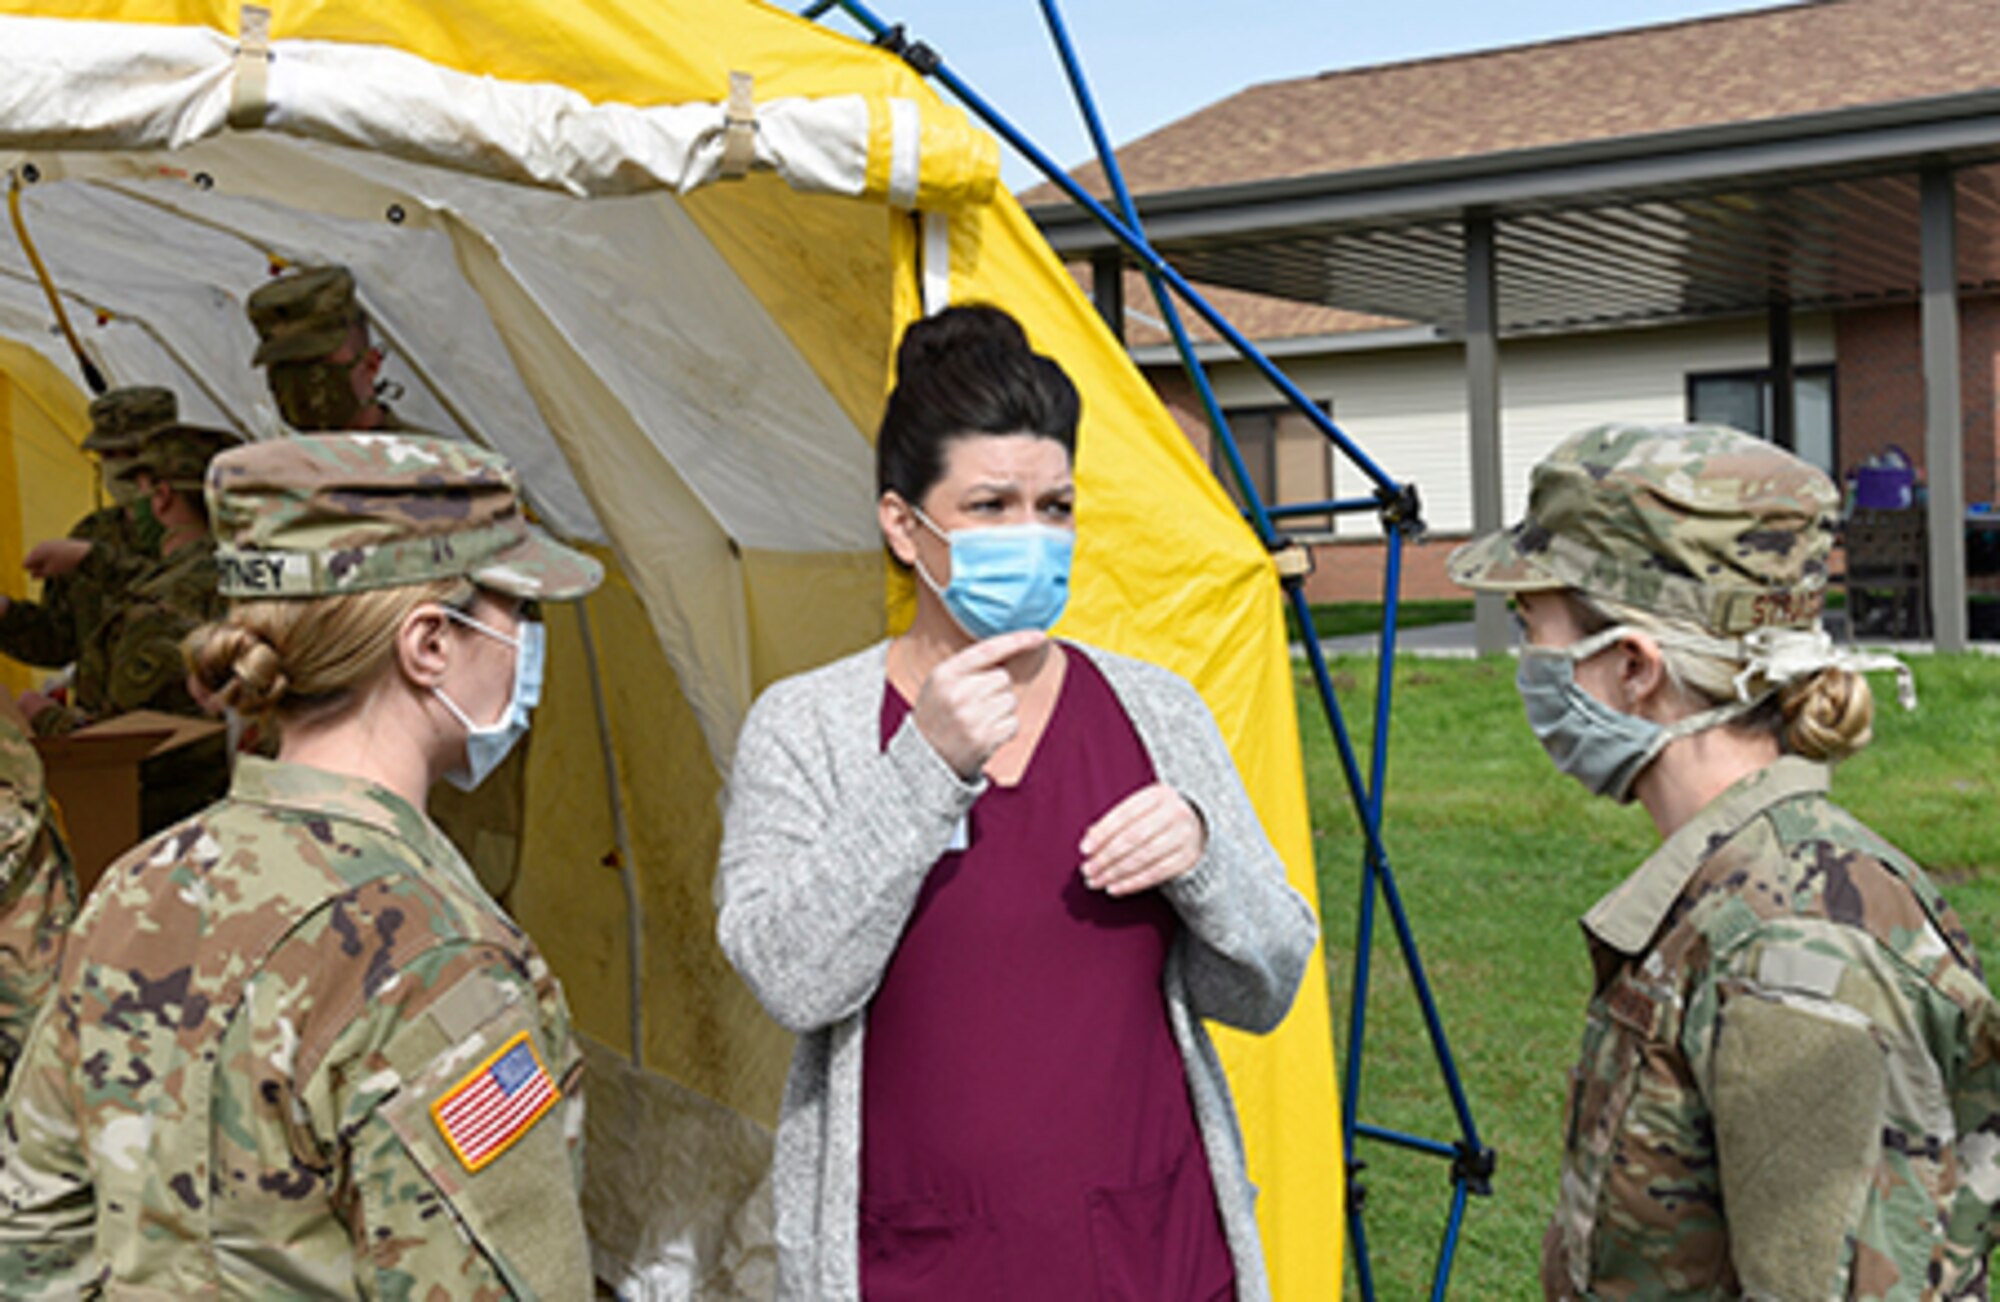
[717,305,1318,1301]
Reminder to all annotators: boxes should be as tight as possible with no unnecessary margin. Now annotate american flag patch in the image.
[430,1030,559,1172]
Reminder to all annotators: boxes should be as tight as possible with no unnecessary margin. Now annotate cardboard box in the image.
[35,710,225,893]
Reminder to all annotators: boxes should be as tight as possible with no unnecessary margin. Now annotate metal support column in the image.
[1091,247,1124,337]
[1768,299,1796,453]
[1466,214,1507,655]
[1921,166,1969,651]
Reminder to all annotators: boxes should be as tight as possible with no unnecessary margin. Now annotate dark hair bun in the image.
[895,304,1031,376]
[876,304,1081,505]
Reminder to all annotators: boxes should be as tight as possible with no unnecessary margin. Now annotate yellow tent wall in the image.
[0,340,95,696]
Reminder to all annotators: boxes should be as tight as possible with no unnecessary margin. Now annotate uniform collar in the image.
[227,754,467,883]
[1582,755,1830,956]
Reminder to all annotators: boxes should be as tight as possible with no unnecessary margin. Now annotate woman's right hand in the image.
[911,629,1046,780]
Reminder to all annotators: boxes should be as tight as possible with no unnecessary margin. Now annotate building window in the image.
[1686,366,1836,478]
[1210,403,1335,535]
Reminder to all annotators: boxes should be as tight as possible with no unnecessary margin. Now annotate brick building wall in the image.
[1835,295,2000,505]
[1141,299,2000,609]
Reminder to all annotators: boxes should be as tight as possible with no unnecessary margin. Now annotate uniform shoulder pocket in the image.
[377,990,590,1300]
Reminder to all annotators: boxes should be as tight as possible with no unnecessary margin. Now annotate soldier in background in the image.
[0,694,75,1092]
[247,264,529,903]
[247,265,405,432]
[0,386,171,678]
[37,423,235,724]
[1451,422,1999,1298]
[28,423,240,831]
[0,433,600,1297]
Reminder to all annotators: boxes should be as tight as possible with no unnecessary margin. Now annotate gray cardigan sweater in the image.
[715,640,1319,1301]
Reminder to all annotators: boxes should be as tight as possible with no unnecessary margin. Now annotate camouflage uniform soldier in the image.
[0,433,603,1298]
[248,265,532,900]
[248,265,406,432]
[36,423,239,734]
[1452,422,2000,1298]
[0,695,76,1091]
[0,386,169,673]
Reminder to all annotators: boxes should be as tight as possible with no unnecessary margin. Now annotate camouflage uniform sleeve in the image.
[99,600,202,718]
[0,798,78,1089]
[296,939,589,1300]
[24,704,83,740]
[69,535,152,596]
[102,547,222,721]
[0,588,78,671]
[0,987,102,1296]
[1690,924,1967,1296]
[0,508,141,670]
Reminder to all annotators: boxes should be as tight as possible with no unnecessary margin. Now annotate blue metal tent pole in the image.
[1019,47,1433,1272]
[1434,1181,1473,1301]
[1032,0,1276,546]
[1030,0,1401,908]
[1026,16,1463,1298]
[1024,0,1391,859]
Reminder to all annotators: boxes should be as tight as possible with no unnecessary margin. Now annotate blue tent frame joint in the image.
[805,2,1496,1295]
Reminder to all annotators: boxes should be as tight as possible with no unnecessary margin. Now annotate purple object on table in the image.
[1852,445,1916,511]
[861,649,1235,1301]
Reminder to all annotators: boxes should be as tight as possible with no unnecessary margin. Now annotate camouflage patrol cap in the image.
[116,424,244,493]
[83,386,177,454]
[246,266,363,368]
[207,433,603,601]
[1449,422,1839,634]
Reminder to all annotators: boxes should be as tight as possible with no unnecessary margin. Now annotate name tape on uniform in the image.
[430,1029,559,1173]
[218,549,318,596]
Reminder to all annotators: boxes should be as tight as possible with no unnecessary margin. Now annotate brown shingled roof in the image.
[1068,265,1407,346]
[1020,0,2000,205]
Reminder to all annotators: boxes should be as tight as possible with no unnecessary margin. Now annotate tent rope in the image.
[7,169,108,394]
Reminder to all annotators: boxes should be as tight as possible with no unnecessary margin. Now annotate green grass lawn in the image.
[1298,653,2000,1297]
[1287,600,1478,641]
[1285,592,1848,643]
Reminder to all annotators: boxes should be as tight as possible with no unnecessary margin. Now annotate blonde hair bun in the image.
[1779,668,1875,763]
[186,622,289,715]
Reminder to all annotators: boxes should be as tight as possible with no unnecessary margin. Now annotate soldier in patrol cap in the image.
[32,422,239,735]
[0,693,75,1094]
[0,386,171,683]
[34,423,244,831]
[248,265,539,902]
[247,265,403,431]
[1451,422,2000,1298]
[0,432,601,1298]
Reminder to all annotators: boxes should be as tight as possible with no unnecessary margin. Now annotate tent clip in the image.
[1377,482,1425,539]
[1451,1140,1497,1197]
[229,4,273,131]
[871,24,940,77]
[720,71,758,180]
[1269,539,1314,584]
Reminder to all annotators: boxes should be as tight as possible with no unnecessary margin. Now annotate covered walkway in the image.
[1026,0,2000,651]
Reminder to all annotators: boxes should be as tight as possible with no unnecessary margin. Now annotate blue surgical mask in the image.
[911,505,1073,640]
[432,608,545,792]
[1516,624,1752,804]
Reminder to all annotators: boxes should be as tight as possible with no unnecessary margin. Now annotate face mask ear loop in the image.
[1553,623,1639,667]
[430,683,480,732]
[903,503,954,601]
[433,604,522,732]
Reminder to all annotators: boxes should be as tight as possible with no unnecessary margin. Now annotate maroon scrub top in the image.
[861,649,1235,1301]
